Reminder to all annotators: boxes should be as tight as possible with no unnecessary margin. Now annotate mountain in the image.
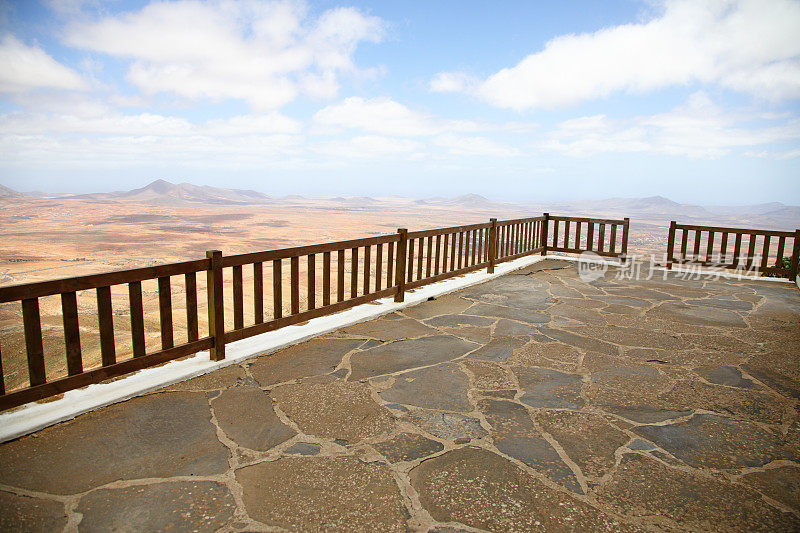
[416,194,499,208]
[0,184,26,199]
[67,179,272,205]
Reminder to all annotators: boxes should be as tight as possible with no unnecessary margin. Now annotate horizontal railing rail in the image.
[0,212,621,410]
[666,221,800,279]
[544,214,630,259]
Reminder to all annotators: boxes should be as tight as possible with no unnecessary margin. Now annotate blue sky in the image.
[1,0,799,204]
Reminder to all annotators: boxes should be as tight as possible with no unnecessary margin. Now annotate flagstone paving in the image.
[2,258,800,531]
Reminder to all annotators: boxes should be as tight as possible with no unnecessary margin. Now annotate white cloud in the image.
[63,0,384,109]
[313,96,479,136]
[0,109,302,136]
[433,134,520,157]
[542,92,800,158]
[314,135,422,158]
[435,0,800,110]
[0,34,87,93]
[429,72,475,93]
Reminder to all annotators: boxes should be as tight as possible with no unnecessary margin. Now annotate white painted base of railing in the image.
[0,254,549,443]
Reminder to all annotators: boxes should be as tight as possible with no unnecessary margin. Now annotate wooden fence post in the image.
[394,229,408,302]
[488,218,497,273]
[206,250,225,361]
[541,213,549,256]
[789,229,800,281]
[621,217,630,262]
[666,221,676,270]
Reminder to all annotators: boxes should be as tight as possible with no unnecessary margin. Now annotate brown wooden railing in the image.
[666,222,800,279]
[0,213,619,410]
[544,214,630,259]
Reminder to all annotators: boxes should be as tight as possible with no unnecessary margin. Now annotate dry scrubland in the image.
[0,193,775,393]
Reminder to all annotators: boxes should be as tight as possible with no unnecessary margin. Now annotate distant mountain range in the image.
[2,180,799,227]
[61,179,272,205]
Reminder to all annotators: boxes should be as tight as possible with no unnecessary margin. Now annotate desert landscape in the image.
[1,179,798,392]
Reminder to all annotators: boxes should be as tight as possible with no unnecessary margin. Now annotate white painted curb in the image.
[0,254,549,443]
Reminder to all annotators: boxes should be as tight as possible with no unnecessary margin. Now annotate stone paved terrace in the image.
[1,258,800,532]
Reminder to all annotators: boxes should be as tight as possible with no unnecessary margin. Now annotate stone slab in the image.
[349,335,477,380]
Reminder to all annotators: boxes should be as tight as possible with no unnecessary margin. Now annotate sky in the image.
[0,0,799,204]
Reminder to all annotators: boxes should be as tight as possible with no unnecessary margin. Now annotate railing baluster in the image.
[457,232,464,268]
[434,235,441,275]
[720,232,729,264]
[449,231,456,270]
[575,222,581,250]
[253,263,263,325]
[394,229,408,303]
[323,252,331,306]
[232,266,243,330]
[621,218,630,259]
[610,224,617,254]
[158,277,174,349]
[61,291,82,376]
[207,250,225,361]
[363,246,370,295]
[746,234,757,270]
[472,229,478,264]
[426,236,433,277]
[665,222,676,269]
[97,285,117,364]
[680,229,689,261]
[405,239,414,283]
[273,259,282,319]
[776,236,786,267]
[308,254,316,310]
[129,281,146,357]
[553,220,559,250]
[417,239,424,280]
[387,242,394,287]
[706,231,715,263]
[733,233,743,267]
[291,256,300,313]
[337,250,345,302]
[376,244,383,291]
[760,236,770,271]
[186,272,199,341]
[693,230,702,260]
[587,222,594,251]
[598,224,606,253]
[351,247,358,298]
[22,298,46,386]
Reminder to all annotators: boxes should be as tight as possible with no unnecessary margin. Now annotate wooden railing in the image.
[544,214,630,259]
[0,213,621,410]
[666,222,800,279]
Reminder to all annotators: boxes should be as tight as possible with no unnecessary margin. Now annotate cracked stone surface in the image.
[76,481,235,532]
[373,432,444,462]
[210,386,295,451]
[236,456,408,531]
[0,491,67,532]
[634,413,797,468]
[379,362,472,412]
[2,261,799,531]
[410,447,635,532]
[514,366,584,409]
[349,335,477,380]
[249,336,364,386]
[479,399,582,492]
[271,378,395,444]
[0,392,229,494]
[597,453,800,531]
[340,316,438,340]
